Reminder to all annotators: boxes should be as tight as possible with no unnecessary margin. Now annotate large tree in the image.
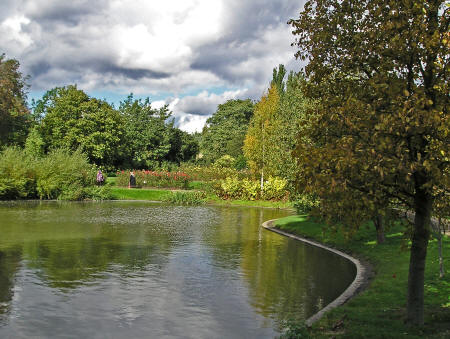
[37,85,124,168]
[290,0,449,325]
[201,99,254,163]
[118,94,195,169]
[0,54,31,146]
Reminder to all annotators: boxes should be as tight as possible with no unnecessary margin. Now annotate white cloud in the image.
[176,114,209,133]
[0,15,33,52]
[2,0,306,132]
[158,89,248,132]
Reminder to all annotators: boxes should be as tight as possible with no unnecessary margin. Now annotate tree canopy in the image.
[290,0,449,325]
[37,85,124,168]
[243,84,281,185]
[119,94,198,169]
[0,54,31,147]
[201,99,254,163]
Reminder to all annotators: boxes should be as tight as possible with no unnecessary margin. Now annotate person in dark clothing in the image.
[129,171,136,188]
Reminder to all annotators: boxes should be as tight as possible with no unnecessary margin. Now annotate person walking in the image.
[96,170,104,185]
[129,171,136,188]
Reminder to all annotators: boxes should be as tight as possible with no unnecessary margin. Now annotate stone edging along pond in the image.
[261,219,371,327]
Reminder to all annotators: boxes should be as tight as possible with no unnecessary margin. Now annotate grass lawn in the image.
[108,179,294,209]
[109,187,171,201]
[275,215,450,338]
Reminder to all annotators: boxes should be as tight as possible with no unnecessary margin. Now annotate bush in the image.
[162,191,206,205]
[262,176,289,201]
[0,146,108,201]
[241,178,259,200]
[35,149,96,200]
[0,147,37,199]
[178,163,251,181]
[292,193,320,214]
[213,155,235,168]
[214,176,288,201]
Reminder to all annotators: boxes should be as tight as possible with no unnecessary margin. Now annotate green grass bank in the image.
[108,179,293,208]
[275,215,449,338]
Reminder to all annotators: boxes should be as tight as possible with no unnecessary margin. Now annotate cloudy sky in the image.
[1,0,306,132]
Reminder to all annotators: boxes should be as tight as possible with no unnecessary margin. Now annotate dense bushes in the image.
[292,193,320,214]
[213,176,289,201]
[179,163,251,181]
[0,147,36,199]
[0,147,111,200]
[115,170,191,189]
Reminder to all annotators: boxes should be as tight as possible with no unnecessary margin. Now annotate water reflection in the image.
[0,201,355,338]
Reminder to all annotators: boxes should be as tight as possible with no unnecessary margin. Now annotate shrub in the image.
[213,176,289,201]
[162,191,206,205]
[292,193,320,214]
[0,147,37,199]
[35,149,96,200]
[178,163,251,181]
[0,147,106,201]
[219,176,242,199]
[213,155,235,168]
[262,176,289,201]
[241,178,259,200]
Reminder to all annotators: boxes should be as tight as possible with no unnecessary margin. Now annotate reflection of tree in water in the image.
[0,247,22,321]
[23,228,174,290]
[241,230,356,328]
[203,207,356,327]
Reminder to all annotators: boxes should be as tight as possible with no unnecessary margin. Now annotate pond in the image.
[0,201,356,338]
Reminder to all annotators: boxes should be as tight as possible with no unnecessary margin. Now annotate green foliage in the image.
[289,0,449,325]
[214,176,288,201]
[292,194,320,215]
[35,149,97,200]
[0,147,36,199]
[179,163,251,181]
[213,155,236,168]
[37,85,124,168]
[0,147,106,200]
[201,99,254,163]
[233,155,248,170]
[244,85,281,179]
[24,126,45,158]
[119,94,198,169]
[244,68,309,190]
[161,191,206,205]
[275,215,450,338]
[262,176,289,201]
[0,54,31,147]
[271,64,287,95]
[115,170,190,189]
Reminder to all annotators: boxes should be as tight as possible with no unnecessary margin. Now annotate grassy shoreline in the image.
[274,215,449,338]
[109,186,293,209]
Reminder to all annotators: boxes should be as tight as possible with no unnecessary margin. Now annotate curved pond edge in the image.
[261,219,371,327]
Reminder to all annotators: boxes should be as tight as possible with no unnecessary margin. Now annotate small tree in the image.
[243,85,281,190]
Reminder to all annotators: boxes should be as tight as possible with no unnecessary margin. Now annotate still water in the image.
[0,201,355,338]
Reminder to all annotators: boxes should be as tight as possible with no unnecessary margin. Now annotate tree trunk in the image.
[373,214,385,244]
[438,217,444,279]
[406,185,432,326]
